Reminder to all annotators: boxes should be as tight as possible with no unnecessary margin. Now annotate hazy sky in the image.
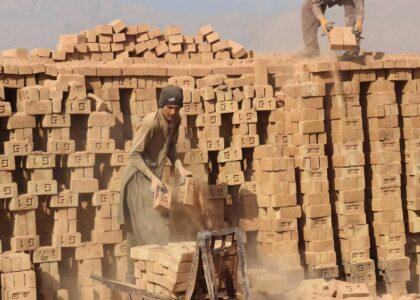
[1,0,419,54]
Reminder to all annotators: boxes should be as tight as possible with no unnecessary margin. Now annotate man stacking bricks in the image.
[297,0,365,58]
[118,85,193,283]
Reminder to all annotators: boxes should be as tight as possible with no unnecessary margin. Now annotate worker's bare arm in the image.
[311,0,326,21]
[355,0,364,21]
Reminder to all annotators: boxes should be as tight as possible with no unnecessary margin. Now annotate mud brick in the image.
[300,120,325,134]
[0,252,32,273]
[87,112,115,128]
[269,193,297,207]
[231,134,260,148]
[0,155,15,171]
[27,180,57,196]
[388,68,412,81]
[183,103,203,115]
[274,206,301,219]
[153,185,171,213]
[374,209,403,223]
[303,227,334,242]
[7,113,36,130]
[0,182,18,199]
[67,152,95,168]
[198,137,224,151]
[382,268,411,284]
[352,69,377,82]
[337,200,365,215]
[50,190,78,208]
[1,270,36,289]
[75,243,104,261]
[86,139,115,153]
[195,113,221,127]
[11,235,40,251]
[47,140,75,154]
[378,256,410,272]
[0,101,12,116]
[218,172,245,186]
[217,147,242,163]
[183,149,208,165]
[304,204,331,218]
[329,27,344,50]
[309,264,339,279]
[259,157,293,171]
[26,152,55,169]
[305,251,337,266]
[215,100,238,114]
[253,60,268,86]
[2,74,25,88]
[66,99,91,114]
[135,41,148,54]
[33,246,61,263]
[9,194,38,211]
[52,232,81,247]
[2,287,37,300]
[207,184,228,200]
[92,190,119,206]
[70,178,99,193]
[42,114,71,128]
[305,239,335,252]
[253,97,276,111]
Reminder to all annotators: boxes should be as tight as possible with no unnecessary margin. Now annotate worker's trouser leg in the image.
[343,0,361,55]
[125,229,137,284]
[301,1,325,56]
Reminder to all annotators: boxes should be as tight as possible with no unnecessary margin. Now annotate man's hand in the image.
[354,18,363,36]
[151,176,163,197]
[320,17,330,34]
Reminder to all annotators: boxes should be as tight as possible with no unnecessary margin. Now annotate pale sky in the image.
[1,0,419,54]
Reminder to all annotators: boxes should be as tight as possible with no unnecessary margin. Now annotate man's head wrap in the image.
[158,85,183,108]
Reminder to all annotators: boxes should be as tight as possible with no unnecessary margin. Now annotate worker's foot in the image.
[293,48,320,59]
[340,50,362,61]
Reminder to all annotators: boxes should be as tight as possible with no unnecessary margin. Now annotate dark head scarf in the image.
[158,85,183,108]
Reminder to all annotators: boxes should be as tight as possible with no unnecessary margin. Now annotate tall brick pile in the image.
[2,21,249,62]
[331,81,376,290]
[0,22,419,299]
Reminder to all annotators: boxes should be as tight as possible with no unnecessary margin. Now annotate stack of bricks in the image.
[130,242,195,298]
[327,81,376,291]
[1,22,420,298]
[33,246,67,299]
[75,243,110,299]
[284,80,339,280]
[0,252,37,300]
[401,79,420,291]
[52,21,248,62]
[367,78,410,296]
[252,145,303,278]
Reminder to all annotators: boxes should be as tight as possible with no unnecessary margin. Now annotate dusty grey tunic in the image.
[311,0,364,20]
[118,110,179,244]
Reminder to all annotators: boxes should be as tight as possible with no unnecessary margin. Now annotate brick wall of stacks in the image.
[0,20,418,300]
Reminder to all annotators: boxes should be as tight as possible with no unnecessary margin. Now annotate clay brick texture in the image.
[0,20,418,300]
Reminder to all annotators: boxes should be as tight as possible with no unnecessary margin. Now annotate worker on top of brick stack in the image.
[118,85,193,283]
[296,0,364,58]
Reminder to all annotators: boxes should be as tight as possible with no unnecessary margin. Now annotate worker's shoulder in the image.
[140,111,159,127]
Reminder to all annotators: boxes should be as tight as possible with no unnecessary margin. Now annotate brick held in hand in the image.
[153,185,172,212]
